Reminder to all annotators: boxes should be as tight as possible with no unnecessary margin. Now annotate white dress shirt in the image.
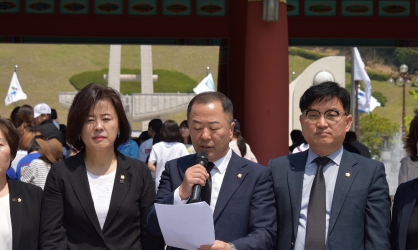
[294,146,343,250]
[0,194,12,250]
[174,149,232,211]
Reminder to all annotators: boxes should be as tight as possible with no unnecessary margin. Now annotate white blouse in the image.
[0,194,12,250]
[87,170,116,229]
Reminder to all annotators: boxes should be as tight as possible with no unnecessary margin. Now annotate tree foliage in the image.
[359,113,399,159]
[394,48,418,73]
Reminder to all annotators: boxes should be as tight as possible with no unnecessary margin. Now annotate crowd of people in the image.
[0,81,417,249]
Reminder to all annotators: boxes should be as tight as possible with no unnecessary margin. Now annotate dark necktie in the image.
[305,156,331,250]
[201,162,215,205]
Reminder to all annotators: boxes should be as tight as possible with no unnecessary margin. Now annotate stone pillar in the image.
[108,45,121,91]
[141,45,154,130]
[141,45,154,94]
[244,1,289,165]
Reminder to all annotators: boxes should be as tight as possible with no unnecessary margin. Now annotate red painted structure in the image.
[1,0,418,164]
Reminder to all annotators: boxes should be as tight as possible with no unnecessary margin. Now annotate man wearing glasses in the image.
[269,81,391,250]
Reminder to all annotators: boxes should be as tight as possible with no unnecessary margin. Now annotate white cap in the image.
[34,103,51,118]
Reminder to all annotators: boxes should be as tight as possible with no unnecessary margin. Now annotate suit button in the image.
[291,242,294,247]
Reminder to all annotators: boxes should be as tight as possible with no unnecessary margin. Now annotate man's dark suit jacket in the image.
[147,152,277,249]
[8,178,42,250]
[269,149,391,250]
[352,140,371,158]
[39,150,162,250]
[391,177,418,250]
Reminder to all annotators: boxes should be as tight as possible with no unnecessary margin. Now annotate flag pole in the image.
[206,66,210,76]
[14,65,18,107]
[355,81,360,137]
[350,48,356,133]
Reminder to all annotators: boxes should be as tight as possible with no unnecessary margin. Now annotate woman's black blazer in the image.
[8,178,42,250]
[391,178,418,250]
[39,150,162,250]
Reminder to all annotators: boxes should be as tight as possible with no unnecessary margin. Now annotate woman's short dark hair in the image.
[299,81,351,115]
[66,83,130,151]
[17,104,34,136]
[180,120,189,129]
[160,120,183,143]
[404,114,418,161]
[179,120,192,144]
[0,118,20,161]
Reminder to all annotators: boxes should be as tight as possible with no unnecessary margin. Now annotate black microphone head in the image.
[196,151,208,167]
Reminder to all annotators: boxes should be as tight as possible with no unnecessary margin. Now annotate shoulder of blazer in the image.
[116,150,149,173]
[8,178,42,201]
[396,178,418,198]
[230,151,265,171]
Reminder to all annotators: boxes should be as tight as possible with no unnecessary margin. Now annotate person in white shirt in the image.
[39,83,163,249]
[139,119,162,163]
[148,120,188,193]
[229,119,257,162]
[0,118,42,250]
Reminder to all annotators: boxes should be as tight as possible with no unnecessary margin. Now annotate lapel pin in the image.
[237,173,242,179]
[120,175,125,183]
[17,198,22,203]
[345,173,351,177]
[12,198,17,202]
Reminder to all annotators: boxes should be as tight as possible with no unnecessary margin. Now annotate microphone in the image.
[189,151,208,203]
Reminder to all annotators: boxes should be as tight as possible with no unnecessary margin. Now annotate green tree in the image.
[394,48,418,72]
[359,113,399,159]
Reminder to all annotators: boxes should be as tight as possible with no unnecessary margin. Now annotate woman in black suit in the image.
[0,118,42,250]
[40,83,163,250]
[391,177,418,250]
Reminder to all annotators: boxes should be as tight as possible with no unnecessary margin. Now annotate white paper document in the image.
[155,202,215,250]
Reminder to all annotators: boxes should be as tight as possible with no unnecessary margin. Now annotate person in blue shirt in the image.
[16,135,42,180]
[118,122,139,159]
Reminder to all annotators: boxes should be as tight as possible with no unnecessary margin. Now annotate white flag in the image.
[193,73,215,94]
[353,47,372,113]
[5,71,27,106]
[358,88,380,113]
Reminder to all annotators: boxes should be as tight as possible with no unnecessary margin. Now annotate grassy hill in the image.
[0,44,409,131]
[0,44,220,130]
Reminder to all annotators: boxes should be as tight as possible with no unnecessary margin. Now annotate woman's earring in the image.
[118,131,120,138]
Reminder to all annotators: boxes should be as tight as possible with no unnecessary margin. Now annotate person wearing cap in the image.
[228,119,257,162]
[20,137,62,190]
[33,103,65,149]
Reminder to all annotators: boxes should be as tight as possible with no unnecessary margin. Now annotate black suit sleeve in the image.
[138,161,165,250]
[390,182,407,250]
[39,165,67,249]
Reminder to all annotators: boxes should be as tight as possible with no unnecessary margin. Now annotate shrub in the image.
[372,91,387,107]
[69,68,197,94]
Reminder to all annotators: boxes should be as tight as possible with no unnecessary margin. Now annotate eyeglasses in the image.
[304,109,346,123]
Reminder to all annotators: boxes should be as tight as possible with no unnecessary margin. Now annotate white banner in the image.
[358,88,380,113]
[193,73,215,94]
[5,71,27,106]
[353,47,372,113]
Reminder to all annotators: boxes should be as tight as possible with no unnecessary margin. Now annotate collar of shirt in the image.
[306,146,344,167]
[211,149,232,174]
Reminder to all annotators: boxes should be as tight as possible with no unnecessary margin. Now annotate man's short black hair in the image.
[299,81,351,115]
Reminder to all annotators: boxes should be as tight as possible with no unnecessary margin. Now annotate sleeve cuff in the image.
[229,242,237,250]
[173,187,189,205]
